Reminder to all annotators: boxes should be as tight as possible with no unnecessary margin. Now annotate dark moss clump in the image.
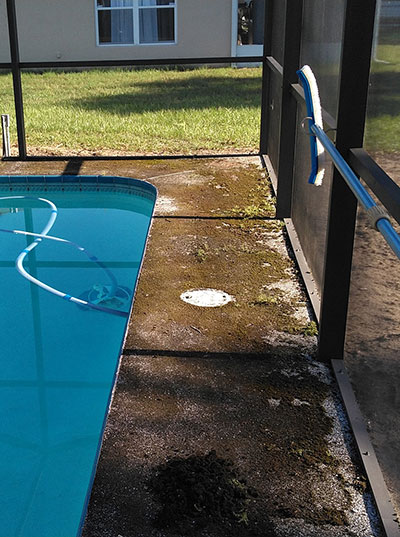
[149,451,260,533]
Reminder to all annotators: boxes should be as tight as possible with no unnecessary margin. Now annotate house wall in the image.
[0,1,11,62]
[0,0,233,63]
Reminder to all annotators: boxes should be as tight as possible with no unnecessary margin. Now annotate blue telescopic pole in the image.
[311,124,400,260]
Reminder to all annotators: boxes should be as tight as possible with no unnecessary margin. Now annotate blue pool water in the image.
[0,176,156,537]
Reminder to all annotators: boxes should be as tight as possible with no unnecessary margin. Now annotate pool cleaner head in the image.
[297,65,326,186]
[79,284,132,313]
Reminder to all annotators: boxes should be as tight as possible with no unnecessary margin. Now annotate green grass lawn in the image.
[0,67,262,156]
[365,43,400,153]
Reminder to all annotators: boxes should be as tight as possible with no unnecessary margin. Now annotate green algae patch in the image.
[127,212,315,354]
[303,320,318,336]
[249,290,305,335]
[222,173,276,220]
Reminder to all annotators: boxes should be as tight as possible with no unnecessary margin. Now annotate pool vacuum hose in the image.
[0,195,130,317]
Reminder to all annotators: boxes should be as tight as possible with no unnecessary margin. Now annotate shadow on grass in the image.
[64,76,262,116]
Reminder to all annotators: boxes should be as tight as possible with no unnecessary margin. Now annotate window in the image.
[96,0,176,45]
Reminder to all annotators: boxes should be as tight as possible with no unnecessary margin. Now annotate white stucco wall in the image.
[0,1,11,62]
[0,0,233,63]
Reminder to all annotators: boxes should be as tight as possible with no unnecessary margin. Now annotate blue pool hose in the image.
[297,66,400,260]
[0,195,130,317]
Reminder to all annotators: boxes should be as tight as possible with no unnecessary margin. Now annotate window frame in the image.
[95,0,178,47]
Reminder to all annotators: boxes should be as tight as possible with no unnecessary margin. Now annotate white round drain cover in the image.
[180,288,233,307]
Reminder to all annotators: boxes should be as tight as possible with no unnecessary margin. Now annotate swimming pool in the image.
[0,175,156,537]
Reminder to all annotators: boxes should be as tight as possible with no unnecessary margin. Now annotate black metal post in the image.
[275,0,303,219]
[6,0,27,159]
[318,0,377,360]
[259,0,274,154]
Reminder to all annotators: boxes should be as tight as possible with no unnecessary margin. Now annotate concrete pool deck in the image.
[0,157,384,536]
